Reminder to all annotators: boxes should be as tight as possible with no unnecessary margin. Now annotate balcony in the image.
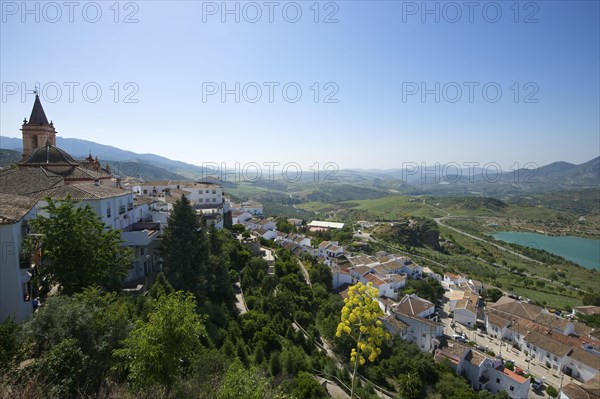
[121,222,161,246]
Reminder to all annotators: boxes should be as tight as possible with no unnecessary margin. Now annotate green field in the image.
[347,196,446,218]
[296,201,338,212]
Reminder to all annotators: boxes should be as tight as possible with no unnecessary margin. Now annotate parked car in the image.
[452,334,468,343]
[531,378,543,390]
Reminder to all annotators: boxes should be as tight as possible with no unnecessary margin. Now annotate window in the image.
[554,356,558,361]
[212,189,216,194]
[212,198,216,202]
[198,198,203,203]
[119,205,126,214]
[107,207,111,217]
[206,190,209,193]
[546,353,550,358]
[496,378,500,384]
[127,202,133,210]
[510,386,514,391]
[143,189,147,194]
[422,333,426,337]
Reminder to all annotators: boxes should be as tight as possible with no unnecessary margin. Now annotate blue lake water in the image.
[491,232,600,270]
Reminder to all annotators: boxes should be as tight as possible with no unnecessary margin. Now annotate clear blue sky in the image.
[1,1,599,169]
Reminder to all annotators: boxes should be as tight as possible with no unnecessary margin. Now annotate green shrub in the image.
[546,386,559,398]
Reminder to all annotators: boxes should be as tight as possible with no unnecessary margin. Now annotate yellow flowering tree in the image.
[336,282,390,398]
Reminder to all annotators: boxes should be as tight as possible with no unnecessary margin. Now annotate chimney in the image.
[116,177,121,188]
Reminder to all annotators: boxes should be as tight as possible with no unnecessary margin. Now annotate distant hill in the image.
[0,149,21,167]
[0,136,192,181]
[1,135,597,193]
[503,157,599,188]
[0,137,22,150]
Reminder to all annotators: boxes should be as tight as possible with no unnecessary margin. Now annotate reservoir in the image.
[491,232,600,270]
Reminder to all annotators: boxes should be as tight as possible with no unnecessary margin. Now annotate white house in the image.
[285,233,311,248]
[0,194,38,322]
[325,244,344,259]
[394,312,443,353]
[525,331,570,371]
[133,181,224,207]
[444,272,467,287]
[457,348,530,399]
[468,279,485,295]
[485,311,511,340]
[241,201,263,216]
[454,291,479,328]
[232,210,252,225]
[363,274,401,299]
[393,294,436,319]
[422,267,442,282]
[253,228,277,241]
[332,269,353,289]
[318,241,337,258]
[561,347,600,383]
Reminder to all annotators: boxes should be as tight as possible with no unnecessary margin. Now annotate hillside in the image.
[0,148,21,167]
[0,136,189,181]
[2,135,597,194]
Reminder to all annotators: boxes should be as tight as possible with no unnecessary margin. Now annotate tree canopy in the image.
[30,197,132,296]
[114,290,207,390]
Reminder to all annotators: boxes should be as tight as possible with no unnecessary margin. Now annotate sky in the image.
[1,0,599,170]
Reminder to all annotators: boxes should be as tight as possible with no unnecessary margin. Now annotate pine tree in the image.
[161,195,208,299]
[148,272,174,299]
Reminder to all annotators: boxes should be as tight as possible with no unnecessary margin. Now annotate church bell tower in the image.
[21,94,57,160]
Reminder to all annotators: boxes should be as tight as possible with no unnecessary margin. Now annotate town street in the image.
[439,301,574,398]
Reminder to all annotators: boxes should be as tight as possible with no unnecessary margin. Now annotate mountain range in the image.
[1,136,598,194]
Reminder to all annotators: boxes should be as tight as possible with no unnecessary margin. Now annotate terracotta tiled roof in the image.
[393,294,434,317]
[0,167,64,196]
[535,312,571,331]
[436,341,468,364]
[499,366,528,384]
[381,315,408,331]
[525,331,571,357]
[352,265,372,276]
[568,347,600,370]
[365,273,386,287]
[0,193,37,224]
[486,311,511,328]
[464,349,486,366]
[37,183,132,200]
[574,306,600,316]
[560,375,600,399]
[490,297,543,321]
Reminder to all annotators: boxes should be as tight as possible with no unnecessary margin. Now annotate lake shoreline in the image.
[491,231,600,271]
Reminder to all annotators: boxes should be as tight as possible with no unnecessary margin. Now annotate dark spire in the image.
[28,95,49,125]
